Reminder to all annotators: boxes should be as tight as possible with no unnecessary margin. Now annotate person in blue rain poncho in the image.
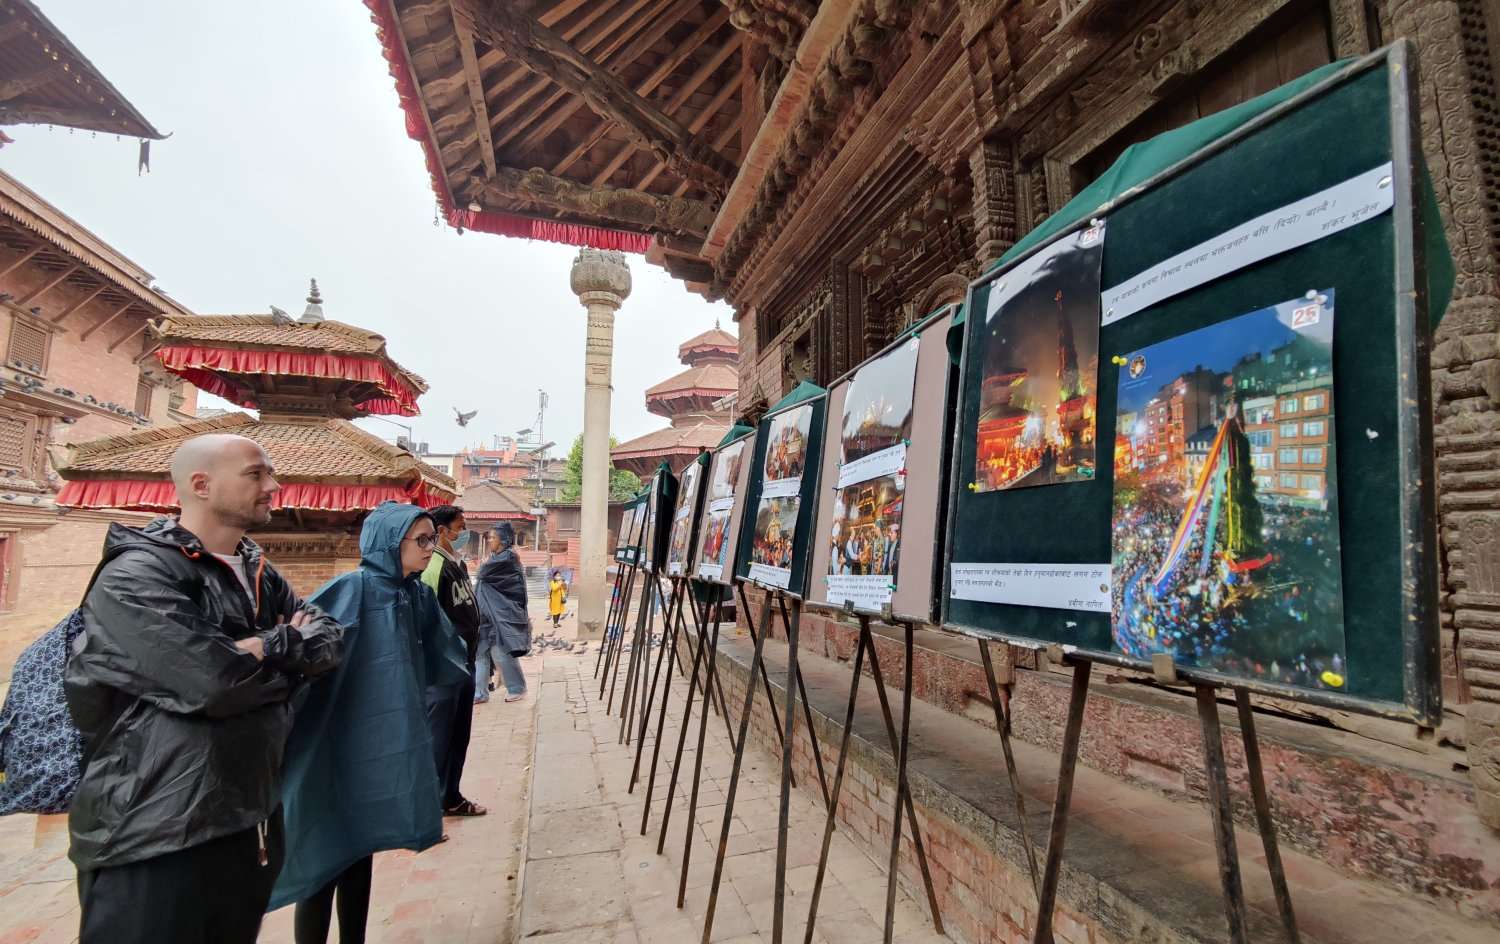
[269,502,469,944]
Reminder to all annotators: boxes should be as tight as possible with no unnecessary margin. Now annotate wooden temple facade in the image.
[367,0,1500,929]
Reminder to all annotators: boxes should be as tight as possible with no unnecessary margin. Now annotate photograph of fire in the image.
[667,461,701,574]
[1111,290,1347,691]
[974,229,1103,491]
[841,338,917,466]
[750,496,801,572]
[763,405,812,490]
[828,475,904,578]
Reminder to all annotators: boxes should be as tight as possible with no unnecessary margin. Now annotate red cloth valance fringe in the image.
[450,209,652,253]
[56,479,449,513]
[156,345,421,417]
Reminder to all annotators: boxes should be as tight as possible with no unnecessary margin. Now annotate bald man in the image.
[65,434,344,944]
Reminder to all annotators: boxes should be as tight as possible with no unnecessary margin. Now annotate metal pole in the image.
[640,580,689,834]
[594,560,626,679]
[776,594,831,809]
[880,622,916,943]
[1031,660,1091,944]
[677,616,723,908]
[737,582,794,787]
[656,589,713,854]
[771,595,803,944]
[631,577,684,791]
[1196,684,1249,944]
[1234,689,1299,942]
[979,639,1040,897]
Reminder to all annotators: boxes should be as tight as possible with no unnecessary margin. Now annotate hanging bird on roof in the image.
[454,408,478,427]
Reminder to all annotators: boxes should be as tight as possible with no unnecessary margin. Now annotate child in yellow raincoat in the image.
[547,571,568,627]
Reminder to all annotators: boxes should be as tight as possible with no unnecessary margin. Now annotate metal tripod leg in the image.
[979,639,1040,897]
[770,595,803,944]
[594,563,626,679]
[1197,685,1249,944]
[1031,660,1091,944]
[736,582,794,787]
[619,574,662,743]
[775,594,831,809]
[640,586,703,835]
[677,617,723,908]
[656,588,718,855]
[1235,689,1299,943]
[630,578,685,791]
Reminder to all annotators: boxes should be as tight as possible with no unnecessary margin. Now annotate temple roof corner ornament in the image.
[300,278,325,323]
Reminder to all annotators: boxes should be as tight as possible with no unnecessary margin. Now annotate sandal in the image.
[444,799,488,817]
[504,692,525,703]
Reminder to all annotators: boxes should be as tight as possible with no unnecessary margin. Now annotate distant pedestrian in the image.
[548,569,568,628]
[271,502,469,944]
[66,434,344,944]
[474,523,531,704]
[420,504,488,818]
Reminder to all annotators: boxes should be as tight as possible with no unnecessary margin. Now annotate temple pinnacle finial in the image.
[300,278,325,323]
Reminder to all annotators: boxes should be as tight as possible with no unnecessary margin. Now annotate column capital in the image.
[570,248,633,303]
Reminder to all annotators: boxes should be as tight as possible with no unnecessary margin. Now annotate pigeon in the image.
[454,407,478,427]
[269,305,292,324]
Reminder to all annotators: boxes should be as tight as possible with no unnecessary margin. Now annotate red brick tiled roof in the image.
[644,362,738,399]
[678,326,738,361]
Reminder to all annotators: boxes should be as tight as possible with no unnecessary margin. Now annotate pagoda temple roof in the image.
[610,418,725,478]
[52,411,457,512]
[0,0,164,140]
[460,478,536,520]
[644,360,736,411]
[151,313,428,417]
[678,324,737,362]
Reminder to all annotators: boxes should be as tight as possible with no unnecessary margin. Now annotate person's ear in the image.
[189,470,211,500]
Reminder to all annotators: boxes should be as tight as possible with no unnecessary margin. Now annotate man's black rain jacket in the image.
[65,517,344,871]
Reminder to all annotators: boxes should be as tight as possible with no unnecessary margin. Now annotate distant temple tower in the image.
[611,323,738,478]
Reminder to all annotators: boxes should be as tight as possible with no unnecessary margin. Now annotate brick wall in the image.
[263,553,362,600]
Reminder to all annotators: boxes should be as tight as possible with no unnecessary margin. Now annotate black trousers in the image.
[77,808,284,944]
[293,854,374,944]
[424,675,476,809]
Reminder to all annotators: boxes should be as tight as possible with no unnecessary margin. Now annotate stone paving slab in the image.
[516,642,948,944]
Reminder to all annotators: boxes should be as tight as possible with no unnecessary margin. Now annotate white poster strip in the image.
[707,496,735,514]
[760,477,801,500]
[826,574,893,610]
[836,443,905,490]
[950,562,1111,613]
[748,562,792,590]
[667,561,683,577]
[1101,162,1393,325]
[697,561,723,581]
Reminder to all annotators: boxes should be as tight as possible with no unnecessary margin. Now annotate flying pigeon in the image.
[454,408,478,427]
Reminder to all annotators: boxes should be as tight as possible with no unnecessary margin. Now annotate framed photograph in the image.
[735,394,827,596]
[697,431,756,586]
[666,453,708,578]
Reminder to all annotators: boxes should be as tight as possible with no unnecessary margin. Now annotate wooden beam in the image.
[107,320,150,354]
[485,0,624,144]
[0,19,30,45]
[550,7,731,176]
[79,302,132,342]
[673,112,741,197]
[0,102,123,130]
[17,264,78,305]
[0,71,53,102]
[596,35,739,187]
[0,244,42,280]
[490,0,657,154]
[468,166,717,237]
[452,16,498,178]
[636,69,738,189]
[50,284,106,324]
[508,0,700,161]
[455,0,736,190]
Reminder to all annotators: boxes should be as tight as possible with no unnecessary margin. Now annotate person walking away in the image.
[548,570,568,628]
[420,504,487,817]
[474,523,531,703]
[271,502,468,944]
[65,434,344,944]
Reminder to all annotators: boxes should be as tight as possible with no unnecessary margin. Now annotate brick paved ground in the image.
[515,623,950,944]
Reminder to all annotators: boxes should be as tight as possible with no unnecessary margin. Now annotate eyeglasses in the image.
[407,533,438,550]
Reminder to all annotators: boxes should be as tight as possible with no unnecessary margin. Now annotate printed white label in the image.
[950,562,1111,612]
[697,562,724,581]
[760,477,801,500]
[1101,162,1393,325]
[837,443,905,490]
[748,562,792,590]
[826,574,893,610]
[667,561,683,577]
[708,496,735,514]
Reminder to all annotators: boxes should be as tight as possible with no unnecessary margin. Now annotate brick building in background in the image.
[52,295,456,597]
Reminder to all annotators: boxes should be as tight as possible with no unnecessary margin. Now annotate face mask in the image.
[451,530,472,553]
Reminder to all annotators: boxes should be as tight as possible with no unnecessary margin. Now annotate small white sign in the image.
[708,496,735,514]
[826,574,893,610]
[760,477,801,500]
[1101,162,1393,325]
[748,562,792,590]
[837,443,905,490]
[667,561,683,577]
[697,561,724,581]
[950,562,1111,613]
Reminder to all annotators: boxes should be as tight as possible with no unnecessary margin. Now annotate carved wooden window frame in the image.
[3,308,57,379]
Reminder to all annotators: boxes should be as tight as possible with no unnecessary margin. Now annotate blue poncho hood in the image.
[270,502,467,910]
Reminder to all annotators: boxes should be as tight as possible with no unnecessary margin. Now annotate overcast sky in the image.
[0,0,735,455]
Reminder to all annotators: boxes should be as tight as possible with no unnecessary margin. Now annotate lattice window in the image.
[0,414,28,471]
[6,318,48,374]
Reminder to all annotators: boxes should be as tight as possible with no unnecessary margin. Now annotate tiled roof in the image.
[54,411,456,492]
[460,480,536,516]
[679,326,739,360]
[611,421,729,457]
[644,362,738,399]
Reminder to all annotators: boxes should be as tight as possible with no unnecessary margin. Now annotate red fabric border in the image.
[155,345,421,417]
[361,0,651,255]
[56,478,450,512]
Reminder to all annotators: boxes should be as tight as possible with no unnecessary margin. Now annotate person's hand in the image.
[236,637,266,661]
[290,609,310,628]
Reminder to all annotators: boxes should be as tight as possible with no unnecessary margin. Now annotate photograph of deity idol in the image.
[667,462,702,573]
[750,496,801,571]
[841,338,918,466]
[697,508,732,577]
[828,475,904,578]
[1110,290,1348,691]
[708,439,747,508]
[973,226,1104,491]
[762,405,812,495]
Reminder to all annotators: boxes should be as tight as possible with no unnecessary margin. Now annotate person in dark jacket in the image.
[65,433,344,944]
[419,504,486,816]
[473,522,530,703]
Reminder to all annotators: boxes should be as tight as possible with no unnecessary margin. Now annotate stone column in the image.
[570,249,632,640]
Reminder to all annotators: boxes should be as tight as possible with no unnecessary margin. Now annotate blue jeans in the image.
[474,631,526,699]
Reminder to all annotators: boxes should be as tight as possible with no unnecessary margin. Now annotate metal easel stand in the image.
[801,610,944,944]
[1029,662,1298,944]
[593,559,629,680]
[618,569,666,744]
[600,552,644,705]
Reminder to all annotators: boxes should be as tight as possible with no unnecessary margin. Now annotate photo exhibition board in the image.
[809,309,956,618]
[696,430,756,587]
[666,452,710,578]
[615,493,647,564]
[943,48,1439,723]
[735,392,828,595]
[638,466,677,572]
